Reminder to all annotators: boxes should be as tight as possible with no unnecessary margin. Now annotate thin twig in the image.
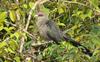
[5,21,17,27]
[19,37,25,53]
[32,41,53,47]
[23,29,36,40]
[15,0,23,53]
[3,37,10,42]
[64,1,88,7]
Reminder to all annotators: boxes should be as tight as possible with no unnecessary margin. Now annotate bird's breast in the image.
[37,24,51,40]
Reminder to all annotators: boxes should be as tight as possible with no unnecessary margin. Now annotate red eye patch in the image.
[38,13,43,16]
[37,12,44,16]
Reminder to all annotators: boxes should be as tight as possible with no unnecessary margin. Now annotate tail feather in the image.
[63,36,92,56]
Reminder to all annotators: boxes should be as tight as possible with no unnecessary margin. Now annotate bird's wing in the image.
[46,20,92,56]
[46,20,63,43]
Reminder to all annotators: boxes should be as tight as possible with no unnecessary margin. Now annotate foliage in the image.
[0,0,100,62]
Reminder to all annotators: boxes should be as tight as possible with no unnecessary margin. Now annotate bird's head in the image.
[35,12,49,22]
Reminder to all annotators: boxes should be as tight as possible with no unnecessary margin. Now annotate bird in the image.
[35,12,92,56]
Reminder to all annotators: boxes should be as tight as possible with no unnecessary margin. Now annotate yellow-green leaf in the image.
[14,32,20,39]
[29,2,34,8]
[89,0,99,9]
[0,26,3,31]
[22,4,28,9]
[0,12,7,20]
[58,7,64,14]
[9,40,18,50]
[9,10,16,22]
[0,41,7,49]
[3,27,10,32]
[7,47,15,53]
[57,22,65,26]
[14,56,20,62]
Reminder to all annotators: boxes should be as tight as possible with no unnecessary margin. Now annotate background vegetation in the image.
[0,0,100,62]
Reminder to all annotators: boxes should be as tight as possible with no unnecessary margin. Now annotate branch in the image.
[64,1,88,7]
[19,0,49,53]
[5,21,17,27]
[25,0,39,30]
[19,0,43,53]
[23,29,36,41]
[32,41,53,49]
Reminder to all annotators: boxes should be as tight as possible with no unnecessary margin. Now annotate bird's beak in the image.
[34,15,38,18]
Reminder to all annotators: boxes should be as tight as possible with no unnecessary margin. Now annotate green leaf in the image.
[0,12,7,24]
[14,32,20,39]
[4,48,9,53]
[14,56,20,62]
[10,32,20,39]
[4,27,15,33]
[91,36,100,46]
[0,42,7,49]
[0,26,3,31]
[58,7,64,14]
[29,2,34,8]
[57,22,65,26]
[72,11,83,17]
[4,60,10,62]
[89,0,99,9]
[0,12,7,20]
[93,50,100,55]
[22,4,28,9]
[9,40,18,51]
[86,10,93,18]
[3,27,9,31]
[9,10,16,22]
[0,51,2,54]
[9,27,15,31]
[7,47,15,53]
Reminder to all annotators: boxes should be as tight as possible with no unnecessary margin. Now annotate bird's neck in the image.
[37,19,48,27]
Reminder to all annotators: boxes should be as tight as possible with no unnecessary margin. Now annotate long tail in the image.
[63,36,92,56]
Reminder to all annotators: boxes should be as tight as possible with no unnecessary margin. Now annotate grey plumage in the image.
[35,12,92,56]
[36,12,64,43]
